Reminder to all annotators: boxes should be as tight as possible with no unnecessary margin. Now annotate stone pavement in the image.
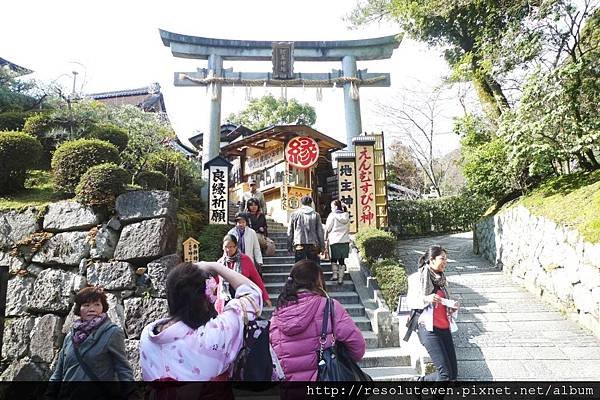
[397,232,600,381]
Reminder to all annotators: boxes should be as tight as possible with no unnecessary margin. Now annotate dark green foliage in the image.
[227,94,317,130]
[177,207,206,241]
[388,193,490,237]
[354,228,396,262]
[197,224,232,261]
[88,124,129,152]
[0,131,43,194]
[147,149,203,209]
[51,139,121,194]
[135,170,168,190]
[370,258,408,311]
[75,163,130,206]
[0,111,29,131]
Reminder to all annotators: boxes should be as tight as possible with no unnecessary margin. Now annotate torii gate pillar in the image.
[342,55,362,146]
[204,54,223,168]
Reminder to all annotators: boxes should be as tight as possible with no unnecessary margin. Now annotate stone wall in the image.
[0,191,180,380]
[474,205,600,337]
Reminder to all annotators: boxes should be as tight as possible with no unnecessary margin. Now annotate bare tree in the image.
[375,83,460,197]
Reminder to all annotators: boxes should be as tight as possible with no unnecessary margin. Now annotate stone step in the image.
[357,347,412,368]
[265,281,355,293]
[261,303,366,319]
[262,263,339,273]
[363,366,417,381]
[263,261,332,268]
[267,291,359,304]
[262,271,349,283]
[262,256,297,264]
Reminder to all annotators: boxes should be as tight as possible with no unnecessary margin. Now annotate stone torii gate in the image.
[159,29,401,172]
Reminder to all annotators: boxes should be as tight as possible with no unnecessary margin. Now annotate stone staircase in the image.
[262,217,416,381]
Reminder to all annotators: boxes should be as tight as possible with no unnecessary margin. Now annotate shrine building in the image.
[219,124,345,225]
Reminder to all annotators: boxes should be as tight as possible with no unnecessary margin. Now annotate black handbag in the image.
[403,308,423,342]
[316,298,372,382]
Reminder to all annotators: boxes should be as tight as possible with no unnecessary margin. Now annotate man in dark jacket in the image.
[287,196,325,265]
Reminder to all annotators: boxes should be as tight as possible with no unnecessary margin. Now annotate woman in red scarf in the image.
[216,234,271,312]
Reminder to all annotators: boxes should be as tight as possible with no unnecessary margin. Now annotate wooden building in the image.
[220,124,345,224]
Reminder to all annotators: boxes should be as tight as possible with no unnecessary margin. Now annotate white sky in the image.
[1,0,462,155]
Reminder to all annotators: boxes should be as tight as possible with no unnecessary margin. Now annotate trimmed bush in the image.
[388,193,490,237]
[51,139,121,194]
[354,228,396,262]
[0,131,43,194]
[22,112,56,137]
[88,124,129,152]
[0,111,29,131]
[197,224,232,261]
[370,258,408,312]
[135,170,168,190]
[75,163,130,206]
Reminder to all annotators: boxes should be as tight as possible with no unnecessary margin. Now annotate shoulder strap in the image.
[72,342,102,381]
[320,297,330,341]
[328,298,336,341]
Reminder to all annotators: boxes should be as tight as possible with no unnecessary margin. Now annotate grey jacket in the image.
[49,318,133,382]
[287,205,325,251]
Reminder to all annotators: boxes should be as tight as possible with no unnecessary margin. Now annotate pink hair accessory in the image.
[205,277,218,303]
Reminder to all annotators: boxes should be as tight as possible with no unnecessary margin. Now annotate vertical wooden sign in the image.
[373,132,389,229]
[353,137,377,230]
[335,152,358,234]
[183,238,200,262]
[204,156,233,225]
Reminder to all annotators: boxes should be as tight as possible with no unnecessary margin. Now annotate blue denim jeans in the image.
[417,324,458,381]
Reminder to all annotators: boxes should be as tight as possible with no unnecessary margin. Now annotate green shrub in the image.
[135,170,168,190]
[88,124,129,152]
[22,112,56,137]
[389,192,490,237]
[75,163,130,206]
[0,111,29,131]
[354,228,396,262]
[197,224,232,261]
[177,207,206,239]
[370,258,408,311]
[147,149,201,191]
[0,131,43,194]
[51,139,121,194]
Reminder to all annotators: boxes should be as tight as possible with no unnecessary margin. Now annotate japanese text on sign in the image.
[337,160,358,234]
[356,145,376,229]
[209,166,228,225]
[285,136,319,169]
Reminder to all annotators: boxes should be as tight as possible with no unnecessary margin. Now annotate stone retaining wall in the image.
[474,205,600,337]
[0,190,179,380]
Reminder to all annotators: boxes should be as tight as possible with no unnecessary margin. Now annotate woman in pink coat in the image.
[269,259,366,381]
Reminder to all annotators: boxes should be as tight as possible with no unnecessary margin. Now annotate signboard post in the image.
[353,137,377,230]
[335,152,358,234]
[204,155,233,225]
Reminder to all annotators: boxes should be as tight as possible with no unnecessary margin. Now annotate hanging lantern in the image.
[245,86,252,101]
[316,87,323,102]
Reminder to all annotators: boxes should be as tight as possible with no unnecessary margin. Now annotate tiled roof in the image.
[0,57,33,76]
[88,87,151,99]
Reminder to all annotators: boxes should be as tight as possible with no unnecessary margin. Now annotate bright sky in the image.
[1,0,461,155]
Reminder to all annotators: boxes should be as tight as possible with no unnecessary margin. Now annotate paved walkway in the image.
[397,232,600,381]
